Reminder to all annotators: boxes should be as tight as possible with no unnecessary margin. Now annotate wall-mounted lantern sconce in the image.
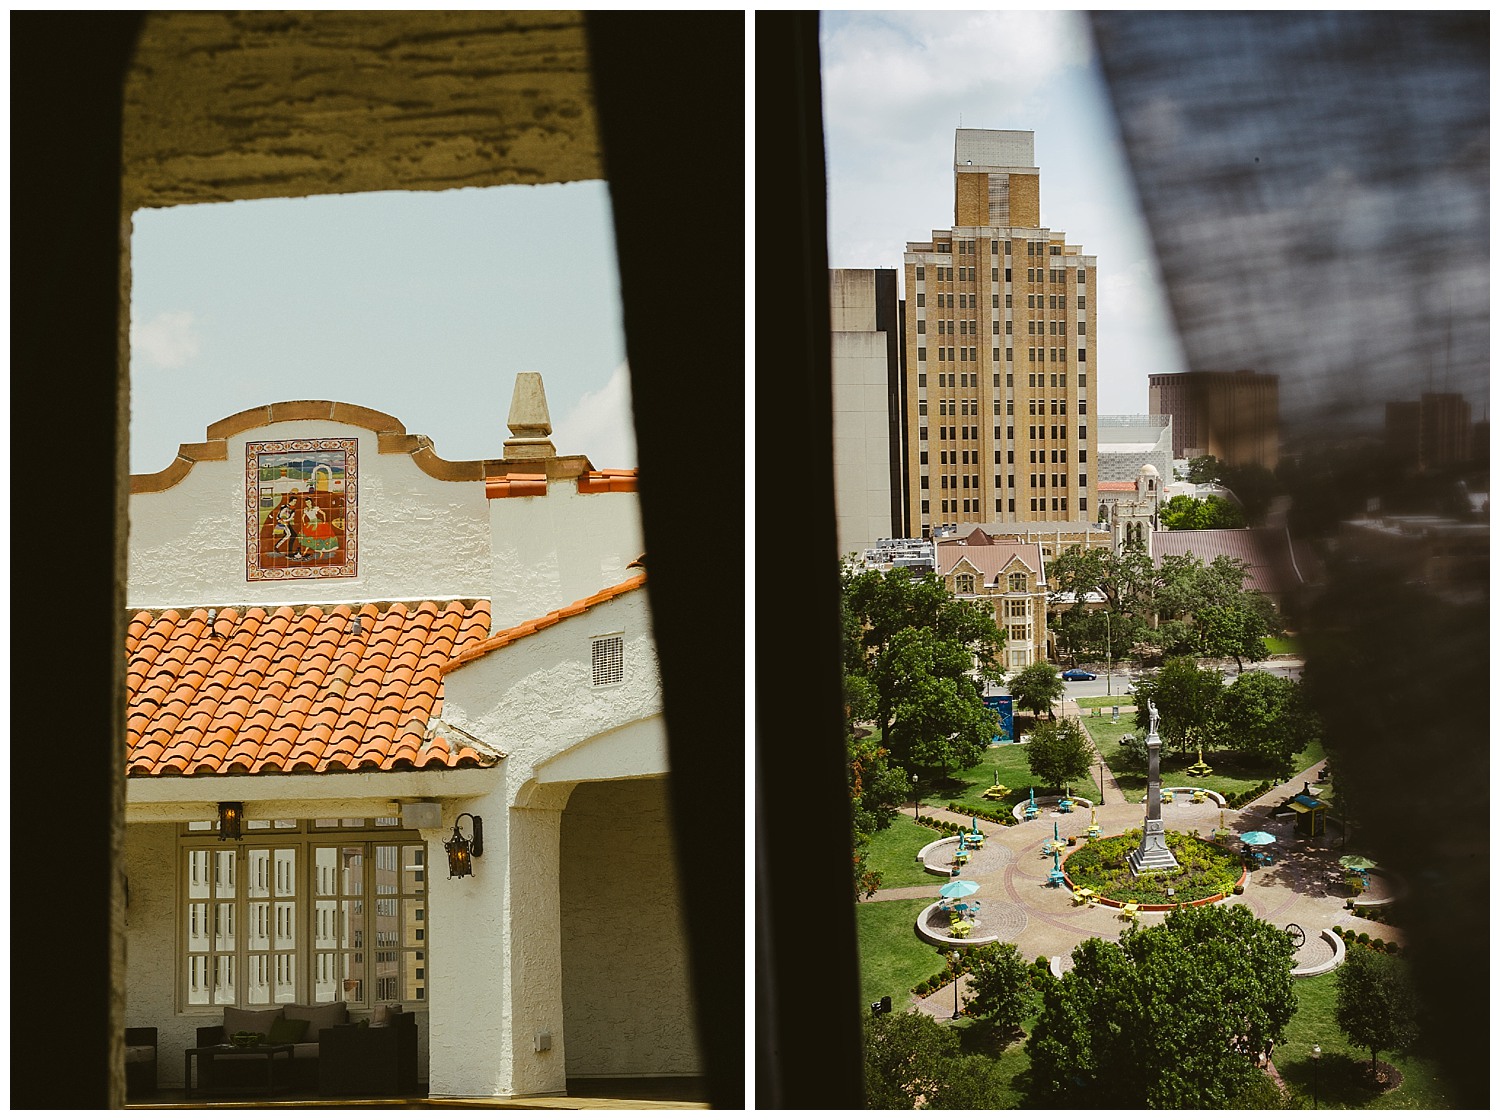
[444,813,484,878]
[218,802,244,841]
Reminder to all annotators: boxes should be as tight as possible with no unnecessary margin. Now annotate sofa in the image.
[193,1001,415,1096]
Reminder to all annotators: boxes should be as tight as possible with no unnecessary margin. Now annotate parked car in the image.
[1060,668,1097,681]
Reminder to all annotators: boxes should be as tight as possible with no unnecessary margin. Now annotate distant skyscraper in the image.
[901,130,1098,538]
[1148,370,1279,469]
[830,268,904,553]
[1384,391,1473,472]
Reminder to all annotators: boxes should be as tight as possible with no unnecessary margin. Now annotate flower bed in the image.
[1062,828,1243,906]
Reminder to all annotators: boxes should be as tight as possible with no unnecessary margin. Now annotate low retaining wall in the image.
[1291,928,1345,978]
[1069,865,1249,910]
[1161,786,1227,807]
[914,901,1002,948]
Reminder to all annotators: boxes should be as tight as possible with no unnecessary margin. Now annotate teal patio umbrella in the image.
[940,880,980,899]
[1240,831,1275,846]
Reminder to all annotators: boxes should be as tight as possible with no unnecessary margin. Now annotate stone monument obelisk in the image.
[1128,700,1179,874]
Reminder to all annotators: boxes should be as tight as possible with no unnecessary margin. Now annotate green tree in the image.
[964,942,1040,1033]
[1335,946,1422,1078]
[1132,657,1223,760]
[1025,905,1296,1108]
[842,565,1003,746]
[883,629,995,777]
[1186,454,1225,484]
[1159,493,1246,530]
[1023,718,1095,791]
[847,733,910,898]
[924,1053,1012,1109]
[861,1009,959,1109]
[1218,462,1281,526]
[1047,546,1154,663]
[1215,672,1318,778]
[1008,660,1064,721]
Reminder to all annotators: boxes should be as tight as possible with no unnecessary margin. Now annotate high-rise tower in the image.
[902,129,1097,537]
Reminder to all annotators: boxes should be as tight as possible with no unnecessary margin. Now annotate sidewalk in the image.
[878,753,1388,1019]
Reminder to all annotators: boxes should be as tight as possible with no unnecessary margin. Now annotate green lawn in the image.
[920,735,1102,816]
[855,898,947,1007]
[867,814,948,890]
[1279,967,1456,1108]
[1265,633,1304,656]
[1074,692,1135,710]
[1078,710,1325,800]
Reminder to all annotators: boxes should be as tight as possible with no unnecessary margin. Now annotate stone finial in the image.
[504,371,556,460]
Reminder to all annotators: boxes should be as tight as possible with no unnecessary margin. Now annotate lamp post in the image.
[1312,1043,1321,1108]
[913,773,920,820]
[1099,759,1105,806]
[949,950,962,1019]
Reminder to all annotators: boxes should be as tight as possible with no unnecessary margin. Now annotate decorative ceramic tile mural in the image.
[245,439,358,581]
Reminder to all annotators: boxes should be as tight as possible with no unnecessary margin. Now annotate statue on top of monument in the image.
[1148,699,1160,738]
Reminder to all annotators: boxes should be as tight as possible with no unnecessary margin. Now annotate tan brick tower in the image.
[902,130,1098,537]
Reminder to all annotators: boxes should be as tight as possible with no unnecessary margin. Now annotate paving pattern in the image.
[864,750,1404,1017]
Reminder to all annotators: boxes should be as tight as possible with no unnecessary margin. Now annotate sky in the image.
[819,10,1188,419]
[129,182,635,476]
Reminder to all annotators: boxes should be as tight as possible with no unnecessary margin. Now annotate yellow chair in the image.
[1120,900,1140,921]
[1087,824,1101,839]
[1162,790,1174,804]
[1192,789,1207,804]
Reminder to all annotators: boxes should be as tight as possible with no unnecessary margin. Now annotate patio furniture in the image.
[1162,790,1174,803]
[1071,887,1096,906]
[125,1027,157,1098]
[1120,900,1140,920]
[185,1043,295,1099]
[1087,823,1101,839]
[1191,789,1207,804]
[1058,799,1073,813]
[1047,868,1067,887]
[318,1013,418,1097]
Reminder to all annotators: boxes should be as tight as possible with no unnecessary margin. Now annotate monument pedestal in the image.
[1129,818,1179,874]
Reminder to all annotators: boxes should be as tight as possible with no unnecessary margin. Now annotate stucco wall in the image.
[124,823,185,1081]
[129,419,491,608]
[560,778,699,1077]
[487,484,644,633]
[440,590,661,786]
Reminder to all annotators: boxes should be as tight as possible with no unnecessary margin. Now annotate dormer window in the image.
[954,574,975,595]
[1008,572,1027,592]
[592,634,624,687]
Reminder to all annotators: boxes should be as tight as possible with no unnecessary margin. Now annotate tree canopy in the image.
[1131,656,1224,760]
[1160,493,1247,530]
[964,942,1040,1034]
[1025,904,1297,1108]
[1215,671,1319,779]
[1007,660,1064,721]
[847,732,910,899]
[862,1009,1009,1108]
[1023,718,1095,791]
[1335,947,1422,1076]
[841,565,1003,776]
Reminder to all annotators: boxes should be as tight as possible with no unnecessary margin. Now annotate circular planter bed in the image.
[1063,828,1245,907]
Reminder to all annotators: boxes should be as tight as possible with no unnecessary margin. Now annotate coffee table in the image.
[184,1042,294,1098]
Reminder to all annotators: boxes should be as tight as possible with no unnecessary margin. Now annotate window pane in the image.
[402,845,426,894]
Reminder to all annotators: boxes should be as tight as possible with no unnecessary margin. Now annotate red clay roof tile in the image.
[441,572,647,672]
[126,599,495,777]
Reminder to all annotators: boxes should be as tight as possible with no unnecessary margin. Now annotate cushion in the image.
[222,1006,284,1038]
[282,1001,347,1036]
[370,1003,403,1027]
[266,1017,309,1045]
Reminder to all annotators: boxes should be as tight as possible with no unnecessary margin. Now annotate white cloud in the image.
[131,309,201,369]
[553,361,636,469]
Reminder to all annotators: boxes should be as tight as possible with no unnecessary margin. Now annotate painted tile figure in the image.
[246,439,358,580]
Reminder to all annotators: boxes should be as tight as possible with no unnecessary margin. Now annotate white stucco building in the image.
[123,374,698,1099]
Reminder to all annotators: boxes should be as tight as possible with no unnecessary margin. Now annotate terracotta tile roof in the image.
[444,572,647,672]
[127,600,495,777]
[1097,480,1137,492]
[576,468,639,494]
[485,473,547,499]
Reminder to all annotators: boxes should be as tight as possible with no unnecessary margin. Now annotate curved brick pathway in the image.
[864,754,1402,1017]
